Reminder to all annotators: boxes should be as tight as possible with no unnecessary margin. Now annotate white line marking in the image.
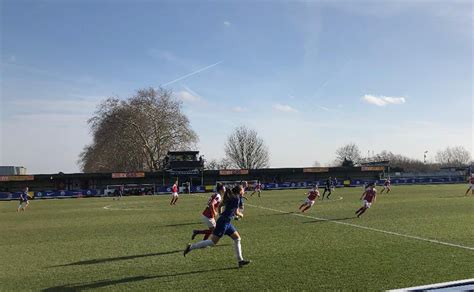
[245,203,474,251]
[389,278,474,291]
[103,204,143,211]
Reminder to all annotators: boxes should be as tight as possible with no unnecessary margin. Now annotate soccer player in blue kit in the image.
[17,187,29,212]
[184,185,251,268]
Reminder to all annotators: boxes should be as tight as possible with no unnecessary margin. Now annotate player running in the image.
[465,175,474,196]
[184,185,251,268]
[250,181,262,197]
[235,181,248,220]
[321,177,332,200]
[299,186,320,213]
[332,177,338,191]
[113,185,124,200]
[380,178,391,194]
[355,183,377,218]
[170,181,179,205]
[17,187,29,212]
[191,183,225,240]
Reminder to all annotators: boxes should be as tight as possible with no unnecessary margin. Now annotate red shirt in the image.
[172,184,178,193]
[384,180,390,186]
[202,193,221,218]
[255,183,261,190]
[364,189,377,203]
[307,189,319,201]
[470,177,474,184]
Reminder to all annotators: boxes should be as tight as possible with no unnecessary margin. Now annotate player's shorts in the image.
[363,200,372,208]
[202,215,216,229]
[172,192,178,197]
[213,218,237,238]
[383,185,390,190]
[470,184,474,189]
[305,198,315,206]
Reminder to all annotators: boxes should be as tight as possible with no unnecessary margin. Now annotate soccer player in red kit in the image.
[380,178,391,194]
[355,183,377,217]
[299,186,320,213]
[170,181,179,205]
[191,183,225,240]
[465,175,474,196]
[250,181,262,197]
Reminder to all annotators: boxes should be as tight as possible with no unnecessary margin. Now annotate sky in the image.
[0,0,472,174]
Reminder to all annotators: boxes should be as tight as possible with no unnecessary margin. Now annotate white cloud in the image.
[272,103,298,113]
[175,86,203,104]
[316,105,331,112]
[362,94,406,106]
[232,106,247,113]
[223,21,231,27]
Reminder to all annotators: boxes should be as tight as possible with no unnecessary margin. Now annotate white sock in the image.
[190,239,214,250]
[234,239,243,261]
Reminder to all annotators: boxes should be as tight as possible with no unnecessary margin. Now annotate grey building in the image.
[0,166,27,175]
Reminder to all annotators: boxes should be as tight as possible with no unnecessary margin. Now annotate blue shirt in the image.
[220,197,239,221]
[20,191,28,201]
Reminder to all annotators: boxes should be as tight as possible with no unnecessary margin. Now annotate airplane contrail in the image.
[161,61,223,86]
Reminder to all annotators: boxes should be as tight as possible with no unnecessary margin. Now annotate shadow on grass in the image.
[51,244,232,268]
[42,267,238,291]
[51,250,182,267]
[302,216,357,223]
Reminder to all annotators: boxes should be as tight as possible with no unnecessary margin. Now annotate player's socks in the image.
[357,208,367,217]
[191,230,199,240]
[190,239,214,250]
[234,239,243,262]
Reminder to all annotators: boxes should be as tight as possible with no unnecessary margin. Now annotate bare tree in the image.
[205,159,220,170]
[224,126,270,169]
[78,88,198,172]
[376,150,438,172]
[435,146,471,167]
[205,158,234,170]
[312,160,321,167]
[335,143,362,166]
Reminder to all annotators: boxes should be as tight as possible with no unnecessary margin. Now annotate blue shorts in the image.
[212,218,237,238]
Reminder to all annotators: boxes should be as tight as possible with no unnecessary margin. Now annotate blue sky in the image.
[1,0,472,173]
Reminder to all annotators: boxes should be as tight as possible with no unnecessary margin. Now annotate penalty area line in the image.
[245,203,474,252]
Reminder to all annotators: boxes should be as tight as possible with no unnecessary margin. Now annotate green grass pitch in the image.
[1,184,473,291]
